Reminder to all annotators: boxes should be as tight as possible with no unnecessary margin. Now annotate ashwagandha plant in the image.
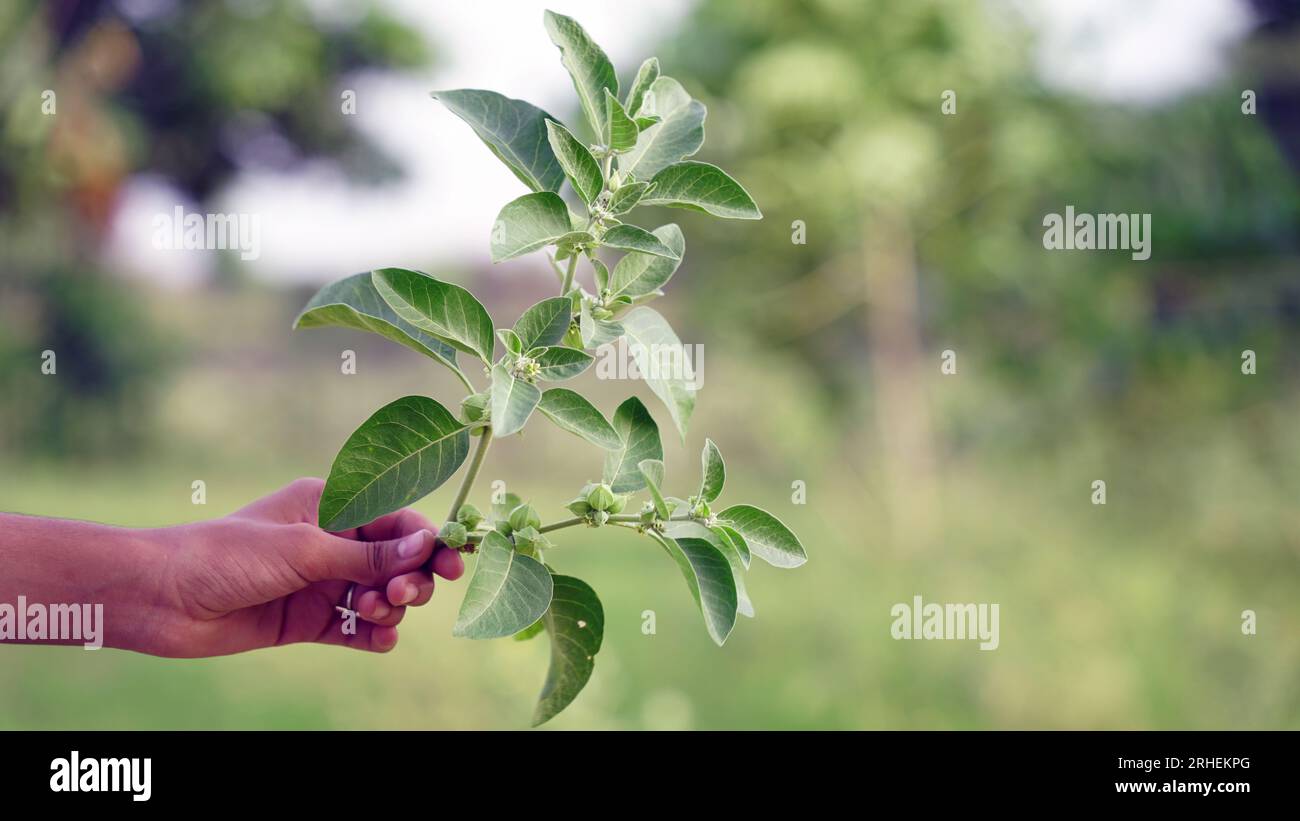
[293,10,806,725]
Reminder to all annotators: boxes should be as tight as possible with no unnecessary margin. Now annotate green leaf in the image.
[319,396,470,532]
[536,388,621,449]
[715,523,750,568]
[619,306,696,440]
[637,459,672,520]
[543,10,617,143]
[453,530,553,640]
[545,120,603,204]
[591,258,611,292]
[605,89,638,153]
[607,181,656,216]
[533,574,604,726]
[497,328,523,356]
[700,438,725,502]
[513,296,573,350]
[600,224,681,260]
[514,619,545,641]
[667,521,753,618]
[294,272,461,378]
[619,77,705,181]
[432,89,565,193]
[490,362,542,436]
[490,191,574,262]
[608,224,684,298]
[717,504,807,568]
[634,116,661,131]
[602,396,663,492]
[641,161,762,220]
[534,346,593,381]
[371,268,495,364]
[580,300,625,347]
[624,57,660,117]
[650,532,738,646]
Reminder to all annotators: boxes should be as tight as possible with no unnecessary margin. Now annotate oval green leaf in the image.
[717,504,807,568]
[294,272,461,378]
[490,191,574,262]
[453,530,554,640]
[651,532,738,646]
[536,388,621,449]
[532,573,605,726]
[543,10,617,143]
[319,396,470,532]
[601,224,680,260]
[513,296,573,350]
[545,119,603,204]
[432,89,565,193]
[700,437,725,502]
[602,396,663,493]
[641,161,762,220]
[609,224,684,298]
[619,306,697,440]
[490,362,542,437]
[371,268,495,365]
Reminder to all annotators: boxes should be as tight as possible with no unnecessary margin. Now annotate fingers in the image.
[318,620,400,653]
[387,571,434,607]
[330,506,438,543]
[353,587,406,626]
[291,526,436,587]
[431,544,466,581]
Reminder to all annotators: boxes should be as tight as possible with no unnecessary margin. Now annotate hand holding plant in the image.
[295,10,806,724]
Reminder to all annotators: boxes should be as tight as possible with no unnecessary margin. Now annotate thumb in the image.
[289,526,437,587]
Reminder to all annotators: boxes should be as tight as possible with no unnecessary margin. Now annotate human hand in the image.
[142,478,465,657]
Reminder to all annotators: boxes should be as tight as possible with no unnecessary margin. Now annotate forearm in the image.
[0,513,172,653]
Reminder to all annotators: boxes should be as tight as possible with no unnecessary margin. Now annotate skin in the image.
[0,478,464,657]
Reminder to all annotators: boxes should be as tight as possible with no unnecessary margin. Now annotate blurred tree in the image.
[653,0,1300,547]
[0,0,432,458]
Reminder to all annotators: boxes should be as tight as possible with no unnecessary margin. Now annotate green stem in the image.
[560,254,578,295]
[451,365,476,394]
[546,253,567,284]
[447,427,493,521]
[538,512,691,534]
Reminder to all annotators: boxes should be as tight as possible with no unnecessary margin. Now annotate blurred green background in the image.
[2,0,1298,729]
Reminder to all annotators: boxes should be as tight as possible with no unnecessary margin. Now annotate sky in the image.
[105,0,1256,288]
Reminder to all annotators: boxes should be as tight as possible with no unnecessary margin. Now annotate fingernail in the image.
[396,583,418,605]
[398,530,427,559]
[369,600,391,620]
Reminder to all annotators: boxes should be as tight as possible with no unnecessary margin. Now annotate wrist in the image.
[0,513,176,654]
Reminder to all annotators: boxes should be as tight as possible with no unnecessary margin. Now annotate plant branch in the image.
[538,512,692,534]
[450,365,477,394]
[447,427,493,521]
[560,254,578,295]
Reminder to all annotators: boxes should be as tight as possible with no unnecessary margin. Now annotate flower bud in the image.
[589,510,609,527]
[456,503,484,529]
[607,493,628,514]
[439,521,468,549]
[461,392,490,423]
[586,483,616,511]
[508,502,541,533]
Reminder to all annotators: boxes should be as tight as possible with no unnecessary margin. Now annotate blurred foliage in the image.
[1,1,1299,730]
[655,0,1300,440]
[0,0,432,458]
